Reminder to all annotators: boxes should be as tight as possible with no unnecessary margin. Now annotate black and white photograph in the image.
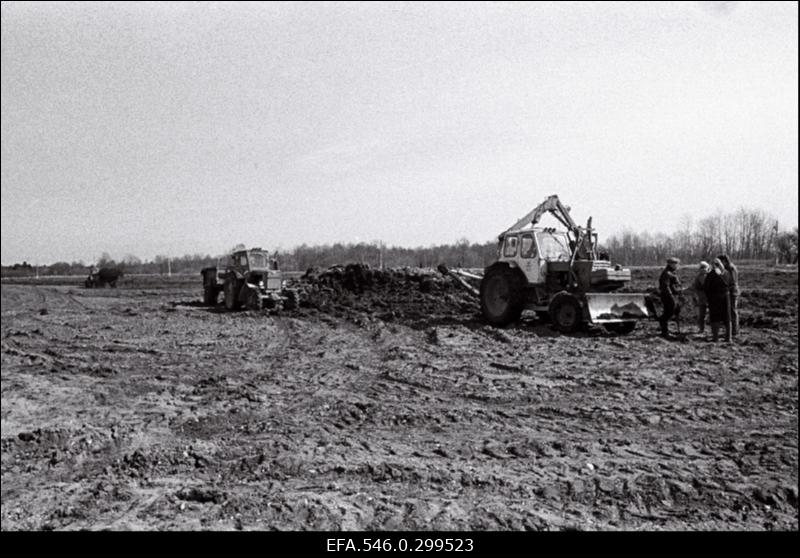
[1,1,797,535]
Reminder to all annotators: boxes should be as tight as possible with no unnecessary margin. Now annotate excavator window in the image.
[520,234,537,258]
[503,236,518,258]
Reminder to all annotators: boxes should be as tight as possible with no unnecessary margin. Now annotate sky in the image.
[1,1,797,265]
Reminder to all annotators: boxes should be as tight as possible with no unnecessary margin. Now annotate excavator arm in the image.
[501,194,596,260]
[503,194,580,235]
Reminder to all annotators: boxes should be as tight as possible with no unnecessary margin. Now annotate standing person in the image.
[692,261,711,333]
[704,258,732,342]
[658,257,682,337]
[718,254,740,337]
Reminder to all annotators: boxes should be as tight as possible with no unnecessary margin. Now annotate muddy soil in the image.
[1,266,797,530]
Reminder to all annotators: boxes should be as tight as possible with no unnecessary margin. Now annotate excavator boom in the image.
[503,194,579,236]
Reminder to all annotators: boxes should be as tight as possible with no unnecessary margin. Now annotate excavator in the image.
[439,195,652,333]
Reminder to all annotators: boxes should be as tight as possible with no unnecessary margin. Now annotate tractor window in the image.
[503,236,518,258]
[248,253,268,268]
[536,232,571,261]
[520,234,537,258]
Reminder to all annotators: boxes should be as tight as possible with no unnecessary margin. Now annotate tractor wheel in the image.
[283,289,298,311]
[242,286,262,311]
[549,292,583,333]
[203,286,218,306]
[479,265,525,326]
[603,321,637,335]
[224,279,242,311]
[535,311,551,323]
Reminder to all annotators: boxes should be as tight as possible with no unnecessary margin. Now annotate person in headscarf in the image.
[691,261,711,333]
[703,258,732,342]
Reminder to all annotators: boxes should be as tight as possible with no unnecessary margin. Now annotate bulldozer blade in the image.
[585,293,651,323]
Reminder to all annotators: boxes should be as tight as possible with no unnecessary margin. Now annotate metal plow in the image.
[585,293,651,323]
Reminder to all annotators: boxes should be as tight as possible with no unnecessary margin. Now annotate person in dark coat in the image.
[703,258,732,342]
[718,254,740,337]
[691,261,710,333]
[658,257,682,337]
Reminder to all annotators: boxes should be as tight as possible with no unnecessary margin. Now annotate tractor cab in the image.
[229,249,279,272]
[497,227,582,288]
[228,248,283,293]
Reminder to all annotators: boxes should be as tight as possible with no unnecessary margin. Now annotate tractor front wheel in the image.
[549,292,583,333]
[242,286,263,311]
[479,265,524,326]
[224,279,242,311]
[283,289,298,311]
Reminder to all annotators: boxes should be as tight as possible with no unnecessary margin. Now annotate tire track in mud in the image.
[342,317,797,529]
[2,271,797,530]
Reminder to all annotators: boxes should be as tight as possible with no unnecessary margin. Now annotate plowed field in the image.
[1,266,797,530]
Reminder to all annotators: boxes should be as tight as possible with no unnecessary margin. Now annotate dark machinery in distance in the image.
[84,267,123,288]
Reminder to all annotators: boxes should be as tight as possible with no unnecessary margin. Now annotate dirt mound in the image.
[288,264,477,327]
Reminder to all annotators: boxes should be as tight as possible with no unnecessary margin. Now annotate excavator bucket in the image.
[585,293,651,323]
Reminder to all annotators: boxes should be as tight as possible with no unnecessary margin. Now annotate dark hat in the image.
[667,257,680,264]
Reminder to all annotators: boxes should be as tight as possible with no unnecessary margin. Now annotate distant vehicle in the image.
[85,267,123,288]
[201,248,295,310]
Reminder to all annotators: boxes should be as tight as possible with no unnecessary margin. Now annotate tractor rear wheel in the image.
[603,321,637,335]
[479,265,525,326]
[549,292,583,333]
[224,279,242,311]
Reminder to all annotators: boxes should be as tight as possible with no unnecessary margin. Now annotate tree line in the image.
[604,209,798,265]
[2,208,797,277]
[0,240,500,277]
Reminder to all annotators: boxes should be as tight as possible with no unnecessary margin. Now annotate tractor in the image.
[84,267,123,288]
[440,195,651,333]
[201,248,295,310]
